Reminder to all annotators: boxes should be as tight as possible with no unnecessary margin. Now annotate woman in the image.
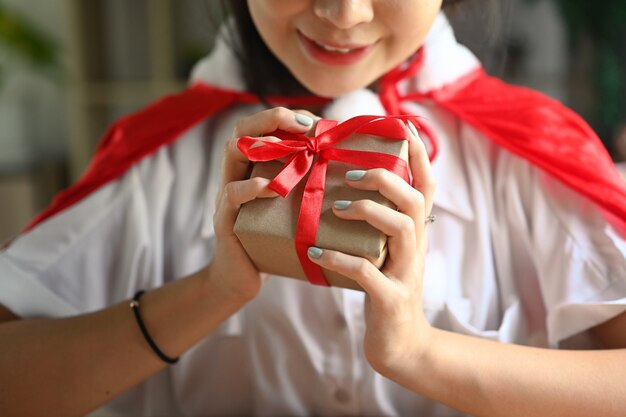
[1,1,625,416]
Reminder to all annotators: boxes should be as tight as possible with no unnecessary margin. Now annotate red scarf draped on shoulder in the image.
[21,85,328,232]
[21,51,626,238]
[429,71,626,234]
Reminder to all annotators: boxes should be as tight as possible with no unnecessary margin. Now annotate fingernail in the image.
[295,113,314,126]
[346,170,366,181]
[407,121,418,137]
[334,200,352,210]
[308,246,323,259]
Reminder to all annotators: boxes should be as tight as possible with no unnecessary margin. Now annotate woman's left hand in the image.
[307,123,436,377]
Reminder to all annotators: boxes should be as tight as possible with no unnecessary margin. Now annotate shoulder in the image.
[432,70,626,230]
[22,83,250,235]
[437,70,595,137]
[472,124,626,279]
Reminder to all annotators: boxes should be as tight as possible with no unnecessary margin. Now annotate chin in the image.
[299,75,374,99]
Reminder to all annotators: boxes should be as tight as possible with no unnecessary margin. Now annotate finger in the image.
[407,122,436,218]
[248,135,282,150]
[344,168,423,224]
[214,177,278,237]
[332,199,419,271]
[307,247,390,302]
[222,108,316,188]
[292,109,318,121]
[220,136,280,192]
[232,107,315,139]
[336,161,431,280]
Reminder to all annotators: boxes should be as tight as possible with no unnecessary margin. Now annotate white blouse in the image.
[1,14,625,417]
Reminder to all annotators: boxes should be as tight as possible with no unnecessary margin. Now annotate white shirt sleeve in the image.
[493,148,626,347]
[0,122,217,319]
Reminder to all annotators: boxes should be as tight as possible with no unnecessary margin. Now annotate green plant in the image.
[0,3,57,85]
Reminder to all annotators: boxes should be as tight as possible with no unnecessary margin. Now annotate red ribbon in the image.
[237,115,416,286]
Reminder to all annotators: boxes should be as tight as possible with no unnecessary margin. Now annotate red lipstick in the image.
[298,31,374,66]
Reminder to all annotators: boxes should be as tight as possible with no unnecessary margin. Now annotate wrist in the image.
[376,317,436,386]
[196,262,256,311]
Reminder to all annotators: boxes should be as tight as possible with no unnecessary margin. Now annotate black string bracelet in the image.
[130,290,179,365]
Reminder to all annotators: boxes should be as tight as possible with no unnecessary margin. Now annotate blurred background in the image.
[0,0,625,243]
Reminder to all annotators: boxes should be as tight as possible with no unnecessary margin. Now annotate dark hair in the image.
[218,0,469,99]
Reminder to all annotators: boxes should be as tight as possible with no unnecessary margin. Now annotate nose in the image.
[313,0,374,29]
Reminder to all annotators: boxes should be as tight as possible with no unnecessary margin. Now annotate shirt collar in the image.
[405,13,481,95]
[190,22,245,89]
[427,111,475,222]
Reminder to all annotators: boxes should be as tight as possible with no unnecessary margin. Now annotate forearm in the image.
[0,267,245,417]
[394,329,626,417]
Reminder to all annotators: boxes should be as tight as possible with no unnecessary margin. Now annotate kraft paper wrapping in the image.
[234,132,409,291]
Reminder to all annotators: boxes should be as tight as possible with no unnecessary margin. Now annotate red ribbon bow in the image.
[237,115,417,286]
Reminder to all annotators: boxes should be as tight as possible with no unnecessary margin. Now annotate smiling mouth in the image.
[297,31,375,66]
[298,30,374,52]
[312,41,356,54]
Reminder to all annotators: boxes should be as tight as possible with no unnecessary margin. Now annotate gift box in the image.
[233,116,413,291]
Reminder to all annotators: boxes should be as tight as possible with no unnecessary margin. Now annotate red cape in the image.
[21,70,626,237]
[419,69,626,235]
[22,84,326,232]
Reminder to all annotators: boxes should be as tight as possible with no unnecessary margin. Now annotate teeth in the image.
[315,41,352,54]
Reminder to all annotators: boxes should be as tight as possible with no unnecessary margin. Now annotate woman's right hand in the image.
[206,107,317,303]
